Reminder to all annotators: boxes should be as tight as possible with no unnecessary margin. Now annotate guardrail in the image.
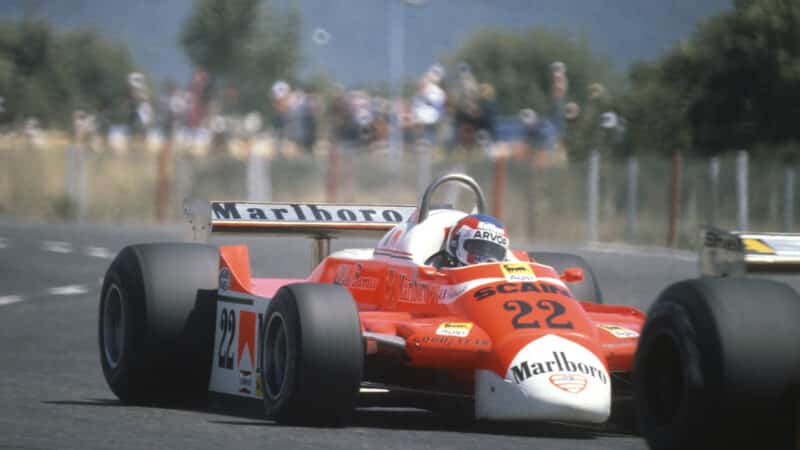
[0,136,796,249]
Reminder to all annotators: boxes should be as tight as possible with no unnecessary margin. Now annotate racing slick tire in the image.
[528,252,603,303]
[634,277,800,450]
[261,283,364,426]
[99,243,219,404]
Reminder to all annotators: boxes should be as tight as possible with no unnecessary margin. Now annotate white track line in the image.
[0,295,24,306]
[85,246,114,259]
[47,285,89,296]
[41,241,73,254]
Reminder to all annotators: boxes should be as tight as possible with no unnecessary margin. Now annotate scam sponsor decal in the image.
[500,263,536,282]
[436,322,473,337]
[211,202,414,224]
[598,324,639,338]
[474,281,572,300]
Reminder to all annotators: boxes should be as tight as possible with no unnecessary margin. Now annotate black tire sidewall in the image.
[99,250,150,403]
[262,291,302,422]
[98,243,218,404]
[261,283,363,426]
[635,278,800,450]
[634,298,720,450]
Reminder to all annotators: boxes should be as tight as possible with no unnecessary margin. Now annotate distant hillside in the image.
[1,0,732,85]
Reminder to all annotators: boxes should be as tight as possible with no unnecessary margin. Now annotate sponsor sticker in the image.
[598,324,639,339]
[549,373,588,394]
[211,202,415,224]
[742,238,775,254]
[509,350,608,386]
[219,267,231,290]
[500,263,536,282]
[436,322,473,337]
[239,370,253,394]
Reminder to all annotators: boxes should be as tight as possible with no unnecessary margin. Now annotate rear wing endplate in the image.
[184,200,416,267]
[700,227,800,276]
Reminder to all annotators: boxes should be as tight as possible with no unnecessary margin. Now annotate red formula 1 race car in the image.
[98,174,800,450]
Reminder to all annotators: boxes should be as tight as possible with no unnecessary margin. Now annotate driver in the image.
[442,214,509,267]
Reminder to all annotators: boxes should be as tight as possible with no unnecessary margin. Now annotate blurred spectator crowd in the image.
[6,60,627,164]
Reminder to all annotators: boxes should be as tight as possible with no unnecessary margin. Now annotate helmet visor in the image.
[464,239,506,262]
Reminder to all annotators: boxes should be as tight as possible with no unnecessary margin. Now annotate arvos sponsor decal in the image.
[472,229,509,246]
[474,281,572,300]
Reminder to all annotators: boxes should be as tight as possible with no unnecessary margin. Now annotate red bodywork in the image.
[218,244,644,396]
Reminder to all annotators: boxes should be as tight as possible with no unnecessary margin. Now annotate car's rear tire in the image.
[99,243,219,404]
[529,252,603,303]
[261,283,363,426]
[634,277,800,450]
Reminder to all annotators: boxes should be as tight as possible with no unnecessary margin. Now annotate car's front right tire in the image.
[634,277,800,450]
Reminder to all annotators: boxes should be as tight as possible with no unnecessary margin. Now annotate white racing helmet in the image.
[446,214,509,266]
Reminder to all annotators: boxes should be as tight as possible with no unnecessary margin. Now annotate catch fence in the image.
[1,137,796,249]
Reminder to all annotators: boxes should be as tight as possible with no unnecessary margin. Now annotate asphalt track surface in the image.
[0,221,706,450]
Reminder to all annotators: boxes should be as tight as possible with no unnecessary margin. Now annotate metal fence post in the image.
[736,150,749,230]
[246,140,259,201]
[625,155,638,242]
[76,144,87,222]
[587,150,600,242]
[667,151,681,247]
[708,157,720,226]
[492,156,506,221]
[66,143,88,223]
[155,140,171,223]
[416,141,432,196]
[784,167,795,232]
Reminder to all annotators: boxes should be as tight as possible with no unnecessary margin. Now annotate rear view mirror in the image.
[561,267,584,283]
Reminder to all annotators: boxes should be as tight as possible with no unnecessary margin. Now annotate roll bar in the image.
[418,173,487,223]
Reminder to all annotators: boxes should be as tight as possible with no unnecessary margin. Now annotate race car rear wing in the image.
[184,199,416,266]
[700,227,800,276]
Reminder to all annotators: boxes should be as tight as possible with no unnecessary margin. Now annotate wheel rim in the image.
[645,332,684,424]
[102,284,126,370]
[263,313,289,400]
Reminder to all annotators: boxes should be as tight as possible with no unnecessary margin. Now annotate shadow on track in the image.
[44,399,631,442]
[209,408,631,441]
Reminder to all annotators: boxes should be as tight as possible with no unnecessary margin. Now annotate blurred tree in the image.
[180,0,300,116]
[625,0,800,158]
[450,29,619,115]
[180,0,260,77]
[0,18,136,127]
[449,28,622,160]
